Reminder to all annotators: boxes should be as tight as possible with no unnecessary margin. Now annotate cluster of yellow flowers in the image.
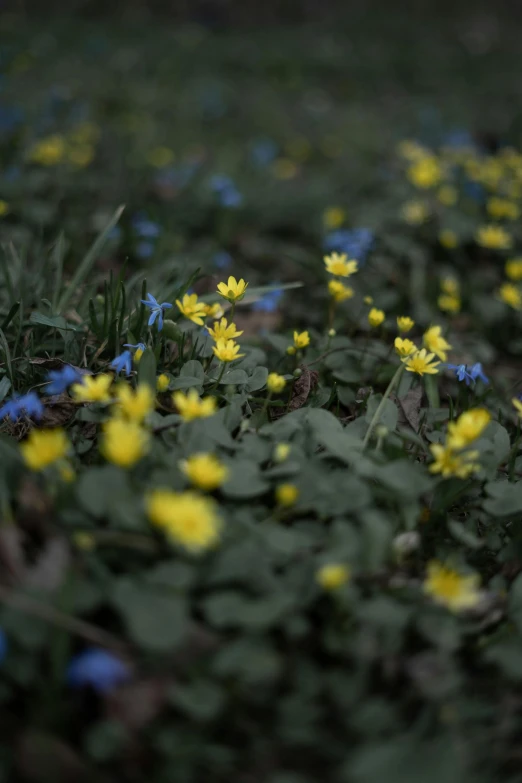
[497,259,522,310]
[429,408,491,479]
[324,252,357,313]
[398,139,522,260]
[393,321,451,376]
[29,123,100,168]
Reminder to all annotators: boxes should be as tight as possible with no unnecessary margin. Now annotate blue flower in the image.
[66,648,131,694]
[131,215,160,239]
[469,362,489,384]
[140,293,173,331]
[0,628,7,664]
[209,175,243,209]
[252,288,283,313]
[446,362,489,386]
[136,240,155,260]
[446,363,474,385]
[443,128,474,149]
[124,342,146,353]
[213,250,232,270]
[250,138,278,167]
[323,228,374,265]
[45,365,82,395]
[0,391,43,422]
[110,350,132,376]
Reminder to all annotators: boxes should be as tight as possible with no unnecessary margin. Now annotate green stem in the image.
[362,363,405,450]
[209,361,227,391]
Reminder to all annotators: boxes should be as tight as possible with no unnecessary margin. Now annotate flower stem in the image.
[209,361,227,391]
[362,363,405,450]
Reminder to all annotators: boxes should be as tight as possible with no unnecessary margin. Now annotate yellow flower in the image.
[438,294,461,314]
[404,349,440,376]
[71,374,113,403]
[134,347,144,363]
[505,259,522,281]
[476,224,512,250]
[323,252,358,278]
[368,308,385,328]
[157,374,170,392]
[397,316,414,333]
[267,373,286,393]
[202,302,224,320]
[146,489,221,553]
[407,156,442,189]
[216,276,248,303]
[274,443,290,462]
[439,229,458,249]
[316,563,351,591]
[394,337,417,358]
[101,418,149,468]
[20,428,69,471]
[212,338,244,363]
[440,277,459,295]
[179,453,229,491]
[115,384,154,422]
[59,462,75,483]
[146,146,175,168]
[423,561,481,612]
[68,145,95,167]
[487,196,519,220]
[276,483,299,507]
[74,532,96,551]
[286,331,310,355]
[0,200,9,217]
[498,282,522,310]
[323,206,345,230]
[29,134,66,165]
[437,185,457,205]
[423,325,452,361]
[175,293,207,326]
[446,408,491,450]
[173,389,217,421]
[512,398,522,417]
[401,201,429,225]
[328,280,354,302]
[429,444,480,479]
[397,139,428,160]
[272,158,298,180]
[207,317,243,342]
[363,296,373,305]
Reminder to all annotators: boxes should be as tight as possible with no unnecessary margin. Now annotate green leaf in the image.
[180,360,205,380]
[222,460,269,498]
[29,311,83,332]
[365,394,398,431]
[112,578,187,651]
[220,369,248,386]
[483,480,522,516]
[246,366,269,392]
[170,375,204,390]
[137,348,157,391]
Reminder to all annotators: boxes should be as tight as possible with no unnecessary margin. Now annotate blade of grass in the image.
[51,233,66,313]
[1,301,20,332]
[0,328,14,390]
[0,245,15,303]
[57,204,125,313]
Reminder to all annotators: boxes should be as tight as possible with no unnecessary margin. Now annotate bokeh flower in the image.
[101,418,149,468]
[71,374,112,403]
[20,428,69,471]
[368,308,385,328]
[423,325,452,361]
[323,252,358,278]
[267,373,286,393]
[146,489,222,552]
[67,648,131,693]
[423,561,481,612]
[173,389,217,421]
[316,564,351,591]
[179,453,229,491]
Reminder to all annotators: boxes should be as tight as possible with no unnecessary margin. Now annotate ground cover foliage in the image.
[2,7,522,782]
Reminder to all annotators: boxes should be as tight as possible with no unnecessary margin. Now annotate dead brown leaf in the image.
[395,385,424,432]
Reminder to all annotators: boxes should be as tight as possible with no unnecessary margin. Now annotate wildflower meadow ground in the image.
[2,5,522,782]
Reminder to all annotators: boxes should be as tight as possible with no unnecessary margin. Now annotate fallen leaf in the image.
[395,385,423,432]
